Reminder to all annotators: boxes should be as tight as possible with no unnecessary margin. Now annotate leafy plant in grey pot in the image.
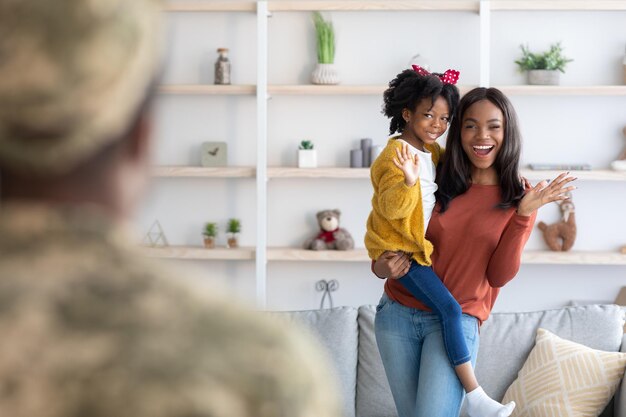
[515,43,573,85]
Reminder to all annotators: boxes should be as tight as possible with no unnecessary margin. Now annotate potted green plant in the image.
[202,222,218,249]
[298,140,317,168]
[226,218,241,248]
[515,42,573,85]
[311,11,339,85]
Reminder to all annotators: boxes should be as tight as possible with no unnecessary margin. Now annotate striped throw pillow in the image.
[502,328,626,417]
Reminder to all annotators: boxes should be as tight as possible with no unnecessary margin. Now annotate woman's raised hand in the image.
[393,143,420,187]
[517,172,577,217]
[373,251,411,280]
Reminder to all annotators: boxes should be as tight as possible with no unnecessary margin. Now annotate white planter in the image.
[311,63,340,85]
[528,70,560,85]
[298,149,317,168]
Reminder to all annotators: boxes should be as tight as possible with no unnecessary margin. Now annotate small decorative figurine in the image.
[610,126,626,171]
[537,192,576,251]
[214,47,231,85]
[143,220,169,247]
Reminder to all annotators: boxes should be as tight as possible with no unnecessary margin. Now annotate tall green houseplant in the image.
[313,11,335,64]
[311,11,339,85]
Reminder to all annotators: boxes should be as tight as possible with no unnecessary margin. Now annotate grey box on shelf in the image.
[201,142,227,167]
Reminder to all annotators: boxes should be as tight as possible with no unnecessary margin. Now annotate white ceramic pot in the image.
[528,70,560,85]
[311,63,340,85]
[298,149,317,168]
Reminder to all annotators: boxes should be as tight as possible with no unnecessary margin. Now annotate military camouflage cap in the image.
[0,0,163,175]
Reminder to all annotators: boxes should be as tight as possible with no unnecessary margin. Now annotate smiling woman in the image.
[371,86,577,417]
[437,87,524,213]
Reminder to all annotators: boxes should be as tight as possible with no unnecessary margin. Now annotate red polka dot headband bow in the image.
[412,64,460,85]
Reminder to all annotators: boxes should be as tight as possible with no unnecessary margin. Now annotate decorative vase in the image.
[298,149,317,168]
[528,70,560,85]
[203,236,216,249]
[311,63,339,85]
[227,233,239,248]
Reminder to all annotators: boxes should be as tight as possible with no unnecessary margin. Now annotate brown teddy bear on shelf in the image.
[537,192,576,251]
[303,209,354,250]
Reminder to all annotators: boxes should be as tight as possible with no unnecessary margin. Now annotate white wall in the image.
[138,6,626,313]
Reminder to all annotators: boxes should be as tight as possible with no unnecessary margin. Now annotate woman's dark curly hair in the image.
[436,87,525,213]
[382,69,460,135]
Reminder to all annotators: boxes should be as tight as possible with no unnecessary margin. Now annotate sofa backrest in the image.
[356,304,625,417]
[272,307,359,417]
[276,304,624,417]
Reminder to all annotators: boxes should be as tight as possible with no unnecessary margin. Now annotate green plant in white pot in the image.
[311,11,339,85]
[515,43,573,85]
[298,140,317,168]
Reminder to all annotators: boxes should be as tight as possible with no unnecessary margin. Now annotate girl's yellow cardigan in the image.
[364,137,443,266]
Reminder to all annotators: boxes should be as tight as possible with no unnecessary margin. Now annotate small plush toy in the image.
[303,209,354,251]
[610,126,626,170]
[537,192,576,251]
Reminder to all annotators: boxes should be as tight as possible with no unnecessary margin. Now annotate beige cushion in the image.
[503,328,626,417]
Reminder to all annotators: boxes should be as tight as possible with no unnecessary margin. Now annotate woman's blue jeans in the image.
[398,261,471,366]
[375,292,479,417]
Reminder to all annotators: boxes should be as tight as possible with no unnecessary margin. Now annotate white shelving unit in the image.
[156,0,626,307]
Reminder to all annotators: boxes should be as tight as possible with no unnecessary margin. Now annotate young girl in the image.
[364,67,515,417]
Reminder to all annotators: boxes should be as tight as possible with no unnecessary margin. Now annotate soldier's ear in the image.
[125,108,152,163]
[332,209,341,217]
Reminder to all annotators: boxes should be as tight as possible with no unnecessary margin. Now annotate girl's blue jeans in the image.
[375,292,479,417]
[398,261,471,366]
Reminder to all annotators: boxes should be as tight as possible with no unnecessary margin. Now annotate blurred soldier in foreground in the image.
[0,1,341,416]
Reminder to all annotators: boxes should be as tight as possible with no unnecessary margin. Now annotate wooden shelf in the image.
[163,1,256,12]
[267,248,370,262]
[267,1,479,12]
[144,247,626,265]
[152,167,626,181]
[521,251,626,265]
[157,85,626,97]
[520,169,626,182]
[268,167,369,179]
[158,84,256,95]
[490,1,626,11]
[142,246,255,260]
[498,85,626,96]
[269,84,476,96]
[153,166,256,178]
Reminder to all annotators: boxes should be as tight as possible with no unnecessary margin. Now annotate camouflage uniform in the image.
[0,0,342,416]
[0,203,341,417]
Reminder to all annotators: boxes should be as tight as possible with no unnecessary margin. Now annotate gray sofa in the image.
[277,304,626,417]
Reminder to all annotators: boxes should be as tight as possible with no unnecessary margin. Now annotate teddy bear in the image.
[303,209,354,251]
[537,192,576,251]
